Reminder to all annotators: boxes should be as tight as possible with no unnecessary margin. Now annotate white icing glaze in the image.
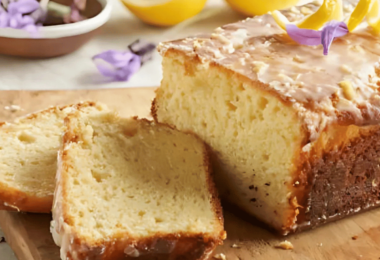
[158,7,380,142]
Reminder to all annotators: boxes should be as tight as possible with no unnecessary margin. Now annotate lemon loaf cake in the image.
[0,102,107,213]
[51,111,225,260]
[153,14,380,234]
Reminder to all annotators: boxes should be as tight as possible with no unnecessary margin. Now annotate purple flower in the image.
[7,0,39,15]
[0,0,42,35]
[92,50,142,82]
[286,20,349,55]
[93,41,156,82]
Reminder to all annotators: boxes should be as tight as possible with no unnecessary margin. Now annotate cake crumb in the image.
[231,243,241,248]
[0,237,5,243]
[318,243,323,247]
[372,179,377,187]
[213,253,226,260]
[340,64,353,74]
[275,240,293,250]
[293,55,305,63]
[4,105,21,112]
[349,45,365,53]
[339,80,355,100]
[252,61,269,75]
[211,33,230,45]
[352,235,358,240]
[278,73,294,82]
[215,27,223,33]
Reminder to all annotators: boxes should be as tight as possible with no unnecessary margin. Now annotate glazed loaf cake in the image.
[153,15,380,234]
[51,110,225,260]
[0,102,106,213]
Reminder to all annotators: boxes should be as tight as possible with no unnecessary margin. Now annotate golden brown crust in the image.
[54,113,225,260]
[64,233,219,260]
[0,182,53,213]
[294,124,380,232]
[151,98,158,123]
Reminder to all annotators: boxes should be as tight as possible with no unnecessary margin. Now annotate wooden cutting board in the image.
[1,88,380,260]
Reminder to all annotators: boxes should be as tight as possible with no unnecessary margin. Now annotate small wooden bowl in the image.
[0,0,111,58]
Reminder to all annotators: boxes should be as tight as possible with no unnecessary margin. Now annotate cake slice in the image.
[153,11,380,234]
[0,102,107,213]
[51,111,225,260]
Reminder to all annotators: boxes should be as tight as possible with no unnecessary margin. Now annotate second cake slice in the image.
[51,110,225,260]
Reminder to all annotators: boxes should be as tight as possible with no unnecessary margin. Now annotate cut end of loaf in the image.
[53,111,225,259]
[153,50,305,233]
[0,101,108,213]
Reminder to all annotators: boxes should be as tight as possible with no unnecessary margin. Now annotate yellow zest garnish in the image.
[367,0,380,33]
[297,0,343,29]
[347,0,375,31]
[271,0,343,31]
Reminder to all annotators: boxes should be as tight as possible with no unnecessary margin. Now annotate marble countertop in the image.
[0,0,243,259]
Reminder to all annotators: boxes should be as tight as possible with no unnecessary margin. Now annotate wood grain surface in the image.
[0,88,380,260]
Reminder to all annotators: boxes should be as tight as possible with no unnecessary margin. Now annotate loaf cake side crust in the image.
[52,112,225,260]
[0,101,105,213]
[295,124,380,230]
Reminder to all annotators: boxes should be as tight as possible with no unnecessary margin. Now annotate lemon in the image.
[224,0,301,16]
[347,0,375,31]
[367,0,380,33]
[271,0,343,30]
[121,0,207,27]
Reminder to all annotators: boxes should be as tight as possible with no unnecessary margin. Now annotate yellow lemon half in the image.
[367,0,380,33]
[271,0,343,30]
[224,0,301,16]
[121,0,208,27]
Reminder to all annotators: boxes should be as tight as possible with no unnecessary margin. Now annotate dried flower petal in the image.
[286,20,348,55]
[286,24,322,46]
[128,39,156,64]
[321,20,348,55]
[92,50,142,82]
[63,3,85,23]
[7,0,39,15]
[0,12,8,27]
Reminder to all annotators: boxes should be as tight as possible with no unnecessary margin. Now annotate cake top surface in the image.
[158,4,380,141]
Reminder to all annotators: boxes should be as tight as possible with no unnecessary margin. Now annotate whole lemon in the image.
[121,0,208,27]
[225,0,303,16]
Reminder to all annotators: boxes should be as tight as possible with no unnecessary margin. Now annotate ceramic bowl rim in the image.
[0,0,112,39]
